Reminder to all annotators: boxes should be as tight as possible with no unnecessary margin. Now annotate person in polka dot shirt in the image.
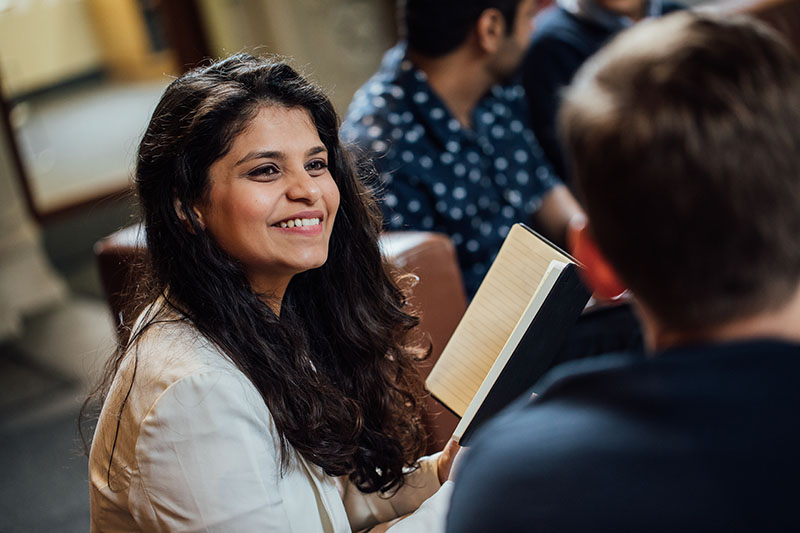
[342,0,583,297]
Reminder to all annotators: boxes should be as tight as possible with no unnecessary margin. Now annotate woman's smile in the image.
[272,210,324,233]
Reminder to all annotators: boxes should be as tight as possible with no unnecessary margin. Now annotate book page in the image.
[426,224,571,416]
[452,261,565,440]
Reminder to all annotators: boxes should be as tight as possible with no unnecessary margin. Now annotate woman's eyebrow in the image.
[235,150,283,166]
[235,145,326,166]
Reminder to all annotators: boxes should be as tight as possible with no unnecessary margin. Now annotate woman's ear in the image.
[174,198,206,231]
[567,216,627,301]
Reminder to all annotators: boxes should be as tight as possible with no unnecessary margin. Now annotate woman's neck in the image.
[247,275,288,316]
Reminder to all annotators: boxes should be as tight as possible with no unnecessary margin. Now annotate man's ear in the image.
[475,8,506,54]
[174,197,206,231]
[567,216,627,301]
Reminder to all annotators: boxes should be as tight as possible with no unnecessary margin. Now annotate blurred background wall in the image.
[0,0,396,216]
[199,0,396,112]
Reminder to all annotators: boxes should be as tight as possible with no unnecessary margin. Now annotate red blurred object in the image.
[567,217,628,301]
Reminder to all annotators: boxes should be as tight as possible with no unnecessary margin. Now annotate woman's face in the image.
[195,105,340,299]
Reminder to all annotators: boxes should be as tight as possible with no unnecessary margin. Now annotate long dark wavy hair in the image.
[83,53,428,493]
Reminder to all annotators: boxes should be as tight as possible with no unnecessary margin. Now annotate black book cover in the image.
[458,264,591,445]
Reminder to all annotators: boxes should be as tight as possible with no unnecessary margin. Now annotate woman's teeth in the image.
[279,218,320,228]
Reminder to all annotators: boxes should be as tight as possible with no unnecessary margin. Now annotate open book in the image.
[426,223,591,445]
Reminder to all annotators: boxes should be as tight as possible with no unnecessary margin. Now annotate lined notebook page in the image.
[426,224,571,416]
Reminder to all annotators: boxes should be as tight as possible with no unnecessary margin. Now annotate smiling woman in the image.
[82,54,455,532]
[195,106,340,305]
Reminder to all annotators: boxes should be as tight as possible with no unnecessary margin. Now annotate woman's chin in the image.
[289,255,329,276]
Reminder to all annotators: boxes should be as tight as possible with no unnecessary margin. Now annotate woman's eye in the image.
[306,159,328,174]
[248,165,279,179]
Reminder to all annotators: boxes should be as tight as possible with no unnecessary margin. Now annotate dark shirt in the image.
[447,339,800,532]
[342,43,559,297]
[522,1,684,184]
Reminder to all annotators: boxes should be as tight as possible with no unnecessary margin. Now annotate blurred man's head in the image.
[595,0,646,20]
[402,0,538,79]
[560,12,800,332]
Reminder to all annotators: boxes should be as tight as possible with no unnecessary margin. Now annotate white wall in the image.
[0,0,103,97]
[197,0,397,113]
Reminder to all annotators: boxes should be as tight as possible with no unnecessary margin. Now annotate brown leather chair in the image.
[95,224,465,453]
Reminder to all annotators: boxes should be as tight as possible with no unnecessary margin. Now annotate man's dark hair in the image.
[560,12,800,330]
[401,0,521,57]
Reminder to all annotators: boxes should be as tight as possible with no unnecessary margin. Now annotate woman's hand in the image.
[362,443,463,531]
[437,439,461,484]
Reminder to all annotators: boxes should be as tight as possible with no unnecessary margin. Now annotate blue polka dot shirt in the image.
[341,43,560,297]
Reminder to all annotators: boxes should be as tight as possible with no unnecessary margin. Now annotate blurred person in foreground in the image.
[448,11,800,532]
[342,0,582,299]
[85,54,457,533]
[521,0,683,185]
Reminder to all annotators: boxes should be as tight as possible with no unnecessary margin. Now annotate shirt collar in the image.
[386,41,478,151]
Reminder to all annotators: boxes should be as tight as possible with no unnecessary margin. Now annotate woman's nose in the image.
[286,169,322,203]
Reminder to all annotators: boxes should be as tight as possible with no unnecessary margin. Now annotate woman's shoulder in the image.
[92,302,273,479]
[108,301,260,428]
[131,299,239,378]
[90,307,283,529]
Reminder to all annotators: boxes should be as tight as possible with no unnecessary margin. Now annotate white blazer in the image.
[89,312,451,532]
